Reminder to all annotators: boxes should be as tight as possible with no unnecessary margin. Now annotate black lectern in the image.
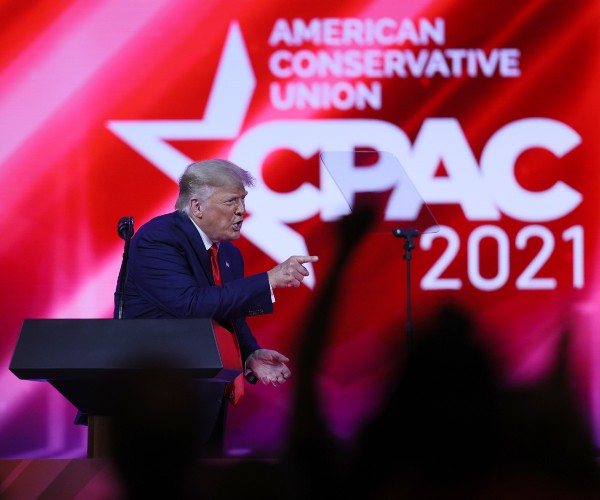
[9,318,240,457]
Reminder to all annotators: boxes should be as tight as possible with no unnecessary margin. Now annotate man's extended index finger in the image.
[297,255,319,264]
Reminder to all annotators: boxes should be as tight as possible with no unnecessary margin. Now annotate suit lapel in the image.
[218,242,238,284]
[173,211,215,285]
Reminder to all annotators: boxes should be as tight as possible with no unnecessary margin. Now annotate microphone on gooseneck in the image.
[118,216,134,241]
[117,216,134,319]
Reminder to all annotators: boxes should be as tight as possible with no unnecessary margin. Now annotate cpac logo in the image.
[108,22,582,289]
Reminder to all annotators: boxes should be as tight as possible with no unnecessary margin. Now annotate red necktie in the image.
[209,244,244,406]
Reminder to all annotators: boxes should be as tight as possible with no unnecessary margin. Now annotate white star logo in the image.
[106,21,255,182]
[107,21,316,288]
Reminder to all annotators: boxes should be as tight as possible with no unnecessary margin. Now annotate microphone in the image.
[392,228,419,239]
[116,216,134,320]
[118,216,134,240]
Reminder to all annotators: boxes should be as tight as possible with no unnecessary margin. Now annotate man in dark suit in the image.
[114,158,318,455]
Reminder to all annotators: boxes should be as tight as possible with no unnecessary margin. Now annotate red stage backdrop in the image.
[1,0,599,458]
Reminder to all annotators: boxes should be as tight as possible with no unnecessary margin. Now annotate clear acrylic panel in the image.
[320,149,439,235]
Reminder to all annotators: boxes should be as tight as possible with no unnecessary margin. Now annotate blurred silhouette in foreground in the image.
[108,204,600,499]
[108,359,206,499]
[277,203,600,499]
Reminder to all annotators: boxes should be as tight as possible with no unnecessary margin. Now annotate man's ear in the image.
[190,198,202,217]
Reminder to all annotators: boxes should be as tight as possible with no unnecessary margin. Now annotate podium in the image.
[9,318,241,457]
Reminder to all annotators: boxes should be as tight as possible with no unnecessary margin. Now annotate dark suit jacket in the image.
[115,210,274,361]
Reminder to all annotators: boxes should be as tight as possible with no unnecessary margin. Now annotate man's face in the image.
[194,185,247,242]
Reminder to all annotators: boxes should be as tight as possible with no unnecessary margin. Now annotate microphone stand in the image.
[74,217,134,427]
[392,228,419,352]
[117,216,134,319]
